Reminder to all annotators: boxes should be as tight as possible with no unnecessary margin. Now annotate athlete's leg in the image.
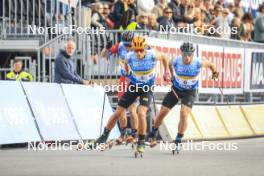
[135,89,153,152]
[95,106,126,144]
[148,87,179,140]
[153,106,171,128]
[128,103,138,131]
[117,75,128,136]
[178,104,191,134]
[137,105,148,135]
[136,105,148,153]
[106,106,126,130]
[175,90,196,144]
[174,104,191,150]
[96,84,138,144]
[118,111,127,139]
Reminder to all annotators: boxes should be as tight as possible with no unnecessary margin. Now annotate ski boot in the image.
[147,127,159,148]
[105,128,127,150]
[90,128,110,151]
[172,134,183,155]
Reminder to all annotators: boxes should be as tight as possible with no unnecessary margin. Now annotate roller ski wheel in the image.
[172,142,180,155]
[131,143,135,150]
[134,150,143,158]
[103,137,126,151]
[76,142,85,151]
[149,140,158,148]
[172,149,179,155]
[126,136,137,150]
[134,145,144,158]
[103,140,115,150]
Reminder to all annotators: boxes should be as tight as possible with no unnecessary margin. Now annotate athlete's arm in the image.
[101,43,119,58]
[156,52,169,78]
[201,59,219,79]
[168,60,175,79]
[124,59,130,76]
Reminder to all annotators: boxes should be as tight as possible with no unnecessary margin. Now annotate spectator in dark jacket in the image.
[157,7,175,31]
[110,0,137,29]
[91,2,109,29]
[254,4,264,43]
[168,0,197,26]
[54,40,90,85]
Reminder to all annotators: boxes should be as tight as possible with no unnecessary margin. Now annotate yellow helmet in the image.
[131,36,147,50]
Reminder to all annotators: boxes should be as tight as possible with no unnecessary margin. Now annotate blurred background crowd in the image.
[81,0,264,43]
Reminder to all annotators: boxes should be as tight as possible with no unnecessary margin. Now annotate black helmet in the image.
[121,31,134,45]
[180,42,195,53]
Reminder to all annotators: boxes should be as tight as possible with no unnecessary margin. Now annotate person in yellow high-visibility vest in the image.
[6,59,33,82]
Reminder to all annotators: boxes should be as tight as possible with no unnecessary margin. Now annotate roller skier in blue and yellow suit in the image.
[148,42,219,153]
[95,36,169,154]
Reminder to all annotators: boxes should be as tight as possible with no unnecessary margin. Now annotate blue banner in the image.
[22,82,81,141]
[61,84,120,139]
[0,81,41,144]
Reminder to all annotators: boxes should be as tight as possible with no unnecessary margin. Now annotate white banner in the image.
[61,84,120,139]
[244,49,264,92]
[0,81,41,144]
[199,45,244,94]
[22,82,81,141]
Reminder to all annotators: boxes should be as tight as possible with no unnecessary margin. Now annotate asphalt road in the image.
[0,138,263,176]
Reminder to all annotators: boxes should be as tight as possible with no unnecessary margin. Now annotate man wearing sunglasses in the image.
[101,31,139,146]
[147,42,219,153]
[95,36,168,154]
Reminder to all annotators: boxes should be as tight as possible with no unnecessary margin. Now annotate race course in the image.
[0,138,263,176]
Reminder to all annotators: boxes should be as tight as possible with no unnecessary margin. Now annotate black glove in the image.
[212,71,219,80]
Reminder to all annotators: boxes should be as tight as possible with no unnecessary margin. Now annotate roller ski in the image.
[83,128,110,151]
[103,135,127,150]
[134,140,145,158]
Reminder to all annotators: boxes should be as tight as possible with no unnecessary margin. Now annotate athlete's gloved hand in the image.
[163,72,171,82]
[212,71,219,80]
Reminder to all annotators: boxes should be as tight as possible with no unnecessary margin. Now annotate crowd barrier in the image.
[0,81,119,145]
[159,104,264,141]
[0,81,264,145]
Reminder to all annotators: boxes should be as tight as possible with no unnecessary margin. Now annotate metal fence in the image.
[1,0,264,103]
[33,29,264,103]
[0,0,81,43]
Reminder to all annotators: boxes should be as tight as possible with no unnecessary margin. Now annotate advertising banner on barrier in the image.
[146,37,182,86]
[61,84,120,139]
[199,45,244,94]
[22,82,80,141]
[245,49,264,92]
[0,81,41,144]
